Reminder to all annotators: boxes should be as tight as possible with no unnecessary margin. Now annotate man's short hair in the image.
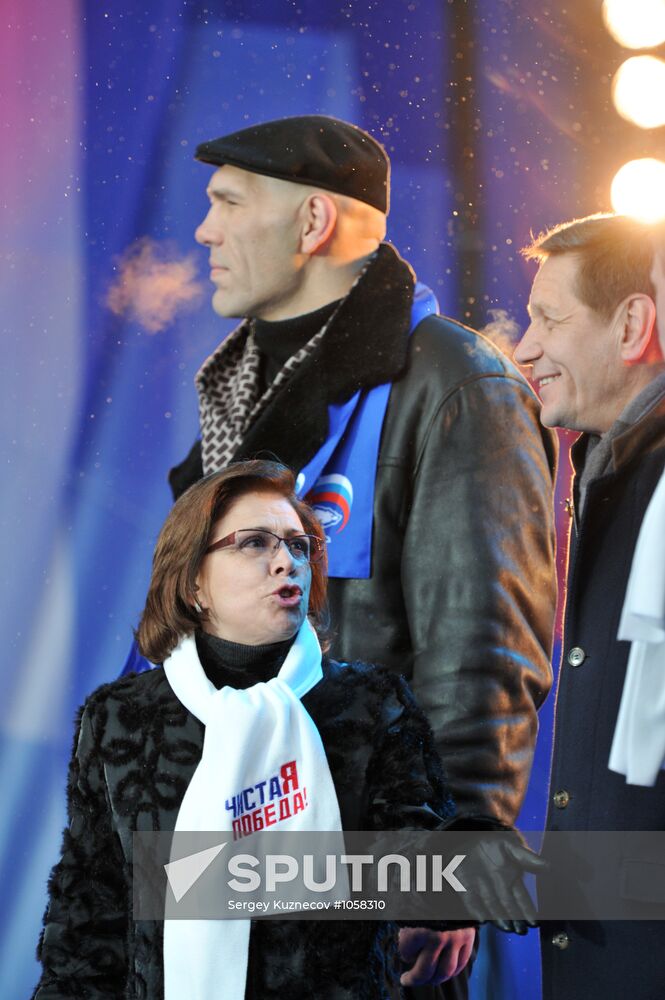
[521,213,657,320]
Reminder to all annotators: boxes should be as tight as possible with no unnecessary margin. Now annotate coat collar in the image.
[232,241,416,472]
[571,391,665,479]
[168,243,416,496]
[611,395,665,471]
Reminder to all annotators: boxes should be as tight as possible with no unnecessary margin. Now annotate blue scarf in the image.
[121,282,438,676]
[296,281,438,578]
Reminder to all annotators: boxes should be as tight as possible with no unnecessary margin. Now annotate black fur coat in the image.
[33,656,455,999]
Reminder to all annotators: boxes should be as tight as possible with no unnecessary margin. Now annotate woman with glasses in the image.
[33,459,474,999]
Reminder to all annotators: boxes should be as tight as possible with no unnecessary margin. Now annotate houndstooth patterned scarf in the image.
[195,321,326,475]
[195,263,373,476]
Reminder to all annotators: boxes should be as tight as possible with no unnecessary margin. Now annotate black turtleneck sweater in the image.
[195,630,294,690]
[253,299,341,391]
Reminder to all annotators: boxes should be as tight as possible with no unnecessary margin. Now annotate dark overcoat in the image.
[542,392,665,1000]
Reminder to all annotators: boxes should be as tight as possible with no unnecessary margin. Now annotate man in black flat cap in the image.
[169,114,557,996]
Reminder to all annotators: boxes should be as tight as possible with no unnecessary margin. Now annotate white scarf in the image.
[162,619,343,1000]
[609,466,665,786]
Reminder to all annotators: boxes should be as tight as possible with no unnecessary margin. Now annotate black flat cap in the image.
[195,114,390,214]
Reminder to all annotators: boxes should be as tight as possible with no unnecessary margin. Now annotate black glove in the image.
[455,832,548,934]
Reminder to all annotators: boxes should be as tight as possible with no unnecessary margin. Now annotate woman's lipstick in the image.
[272,584,302,607]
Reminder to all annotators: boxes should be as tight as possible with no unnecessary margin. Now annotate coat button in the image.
[553,789,570,809]
[552,932,570,950]
[567,646,586,667]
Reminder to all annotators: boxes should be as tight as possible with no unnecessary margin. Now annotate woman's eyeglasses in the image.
[205,528,325,564]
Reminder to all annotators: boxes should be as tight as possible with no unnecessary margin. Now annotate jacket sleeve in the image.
[364,672,475,931]
[402,373,557,827]
[32,699,128,999]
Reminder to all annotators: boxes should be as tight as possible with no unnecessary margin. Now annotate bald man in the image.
[170,115,557,997]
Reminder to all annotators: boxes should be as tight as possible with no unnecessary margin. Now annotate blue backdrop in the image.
[2,1,593,996]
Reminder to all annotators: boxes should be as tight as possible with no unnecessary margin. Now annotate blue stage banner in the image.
[1,2,581,997]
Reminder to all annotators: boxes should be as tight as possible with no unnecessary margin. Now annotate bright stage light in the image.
[612,56,665,128]
[602,0,665,50]
[610,159,665,222]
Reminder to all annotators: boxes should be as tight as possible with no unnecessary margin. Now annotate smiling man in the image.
[515,214,665,1000]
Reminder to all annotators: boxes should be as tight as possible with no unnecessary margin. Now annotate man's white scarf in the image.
[162,619,343,999]
[609,465,665,785]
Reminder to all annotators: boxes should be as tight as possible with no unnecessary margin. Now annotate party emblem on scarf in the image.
[308,474,353,541]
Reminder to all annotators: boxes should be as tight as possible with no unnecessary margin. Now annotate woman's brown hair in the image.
[136,460,329,663]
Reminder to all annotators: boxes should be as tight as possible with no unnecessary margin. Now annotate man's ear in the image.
[620,294,659,364]
[300,193,338,254]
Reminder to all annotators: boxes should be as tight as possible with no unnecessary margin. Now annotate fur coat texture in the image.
[34,653,457,999]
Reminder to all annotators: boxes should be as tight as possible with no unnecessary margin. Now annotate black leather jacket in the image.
[328,314,557,825]
[169,244,557,828]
